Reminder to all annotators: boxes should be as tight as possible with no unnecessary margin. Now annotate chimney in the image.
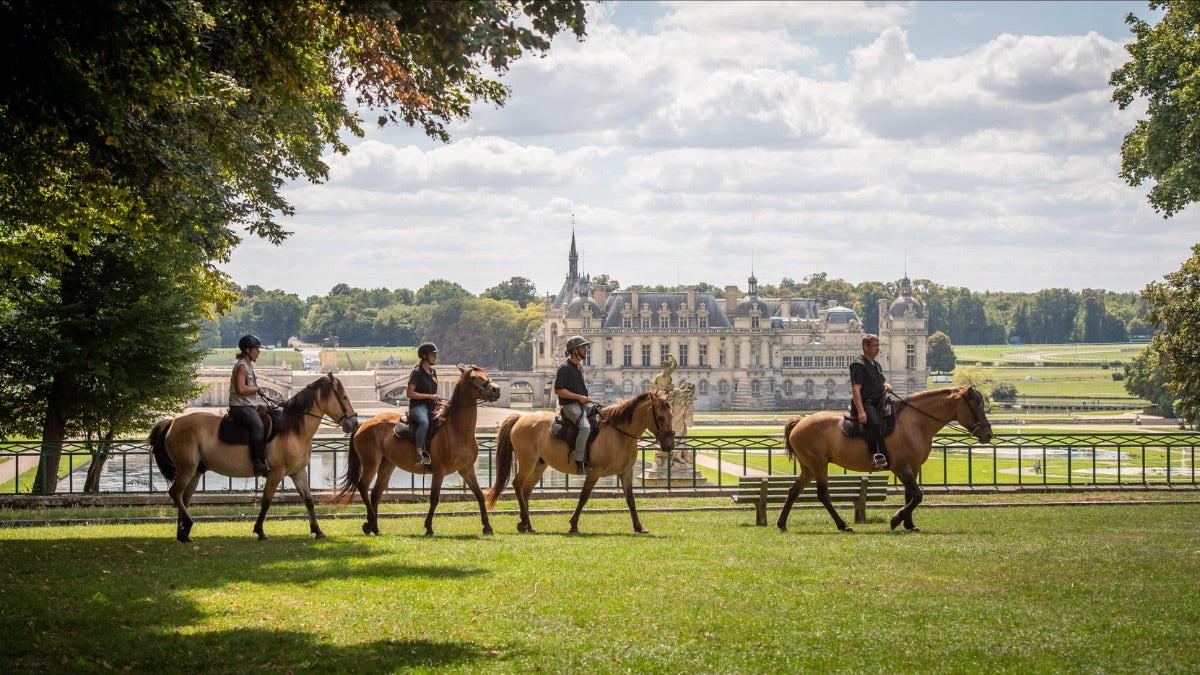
[592,284,608,311]
[780,298,790,318]
[631,289,639,312]
[686,286,696,311]
[725,285,738,309]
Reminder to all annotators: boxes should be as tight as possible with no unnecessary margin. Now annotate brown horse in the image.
[777,386,993,533]
[485,390,675,534]
[149,373,358,542]
[335,364,501,536]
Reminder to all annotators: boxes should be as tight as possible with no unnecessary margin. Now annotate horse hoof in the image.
[257,534,269,541]
[636,528,650,535]
[314,532,326,540]
[176,536,192,543]
[483,527,494,535]
[777,525,787,533]
[362,522,371,535]
[842,527,855,534]
[908,526,921,533]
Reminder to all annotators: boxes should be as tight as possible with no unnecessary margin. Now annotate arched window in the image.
[783,379,793,396]
[805,379,815,396]
[825,378,836,396]
[718,380,730,395]
[698,380,709,396]
[623,380,634,394]
[751,380,760,397]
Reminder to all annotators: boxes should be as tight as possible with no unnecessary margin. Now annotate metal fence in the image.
[1,431,1197,496]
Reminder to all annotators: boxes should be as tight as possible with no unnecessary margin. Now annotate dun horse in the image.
[149,373,358,542]
[485,390,675,534]
[335,364,501,536]
[777,386,993,533]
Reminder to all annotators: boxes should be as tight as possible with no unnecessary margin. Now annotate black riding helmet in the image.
[417,342,439,361]
[238,335,263,353]
[564,335,590,356]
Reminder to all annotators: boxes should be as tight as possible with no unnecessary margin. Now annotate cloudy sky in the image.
[221,0,1195,300]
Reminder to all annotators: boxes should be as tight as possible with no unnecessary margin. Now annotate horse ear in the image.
[457,363,466,374]
[326,372,335,383]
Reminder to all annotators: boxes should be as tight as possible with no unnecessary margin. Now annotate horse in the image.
[334,364,501,536]
[149,372,359,542]
[776,386,993,533]
[485,390,675,534]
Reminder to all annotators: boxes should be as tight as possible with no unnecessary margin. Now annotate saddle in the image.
[393,403,446,445]
[218,406,282,446]
[551,405,602,453]
[841,399,897,439]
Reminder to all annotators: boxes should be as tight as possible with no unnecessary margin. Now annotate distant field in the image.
[954,343,1147,365]
[202,346,416,369]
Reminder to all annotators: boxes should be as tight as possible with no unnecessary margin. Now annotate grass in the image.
[1,499,1198,672]
[954,343,1147,364]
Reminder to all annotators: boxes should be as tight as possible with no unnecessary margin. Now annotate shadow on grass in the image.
[0,535,497,671]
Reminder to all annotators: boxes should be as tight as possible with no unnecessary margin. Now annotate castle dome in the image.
[889,277,924,319]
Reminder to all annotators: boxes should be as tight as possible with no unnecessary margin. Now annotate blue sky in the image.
[221,1,1189,299]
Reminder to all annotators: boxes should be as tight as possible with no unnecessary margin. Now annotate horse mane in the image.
[601,390,667,427]
[431,365,484,425]
[274,376,335,438]
[897,385,970,412]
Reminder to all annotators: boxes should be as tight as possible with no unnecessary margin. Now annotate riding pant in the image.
[561,401,591,461]
[409,405,431,450]
[861,398,884,455]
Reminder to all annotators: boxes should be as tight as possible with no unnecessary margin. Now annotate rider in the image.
[554,335,594,474]
[403,342,443,465]
[230,334,271,477]
[850,334,894,470]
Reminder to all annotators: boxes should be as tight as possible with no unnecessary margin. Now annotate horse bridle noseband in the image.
[608,395,676,446]
[303,379,356,426]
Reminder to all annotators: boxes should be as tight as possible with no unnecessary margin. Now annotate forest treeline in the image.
[208,273,1154,369]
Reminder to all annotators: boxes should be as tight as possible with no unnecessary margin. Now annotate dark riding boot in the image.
[250,443,271,477]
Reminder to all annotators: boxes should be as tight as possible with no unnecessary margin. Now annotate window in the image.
[802,355,813,368]
[660,344,670,363]
[581,315,591,329]
[751,315,760,329]
[825,378,836,396]
[679,345,689,367]
[699,314,708,328]
[623,315,632,329]
[784,379,793,396]
[805,379,815,396]
[719,348,727,366]
[751,380,760,396]
[641,344,651,367]
[718,380,730,395]
[906,343,916,369]
[623,345,632,367]
[623,380,633,394]
[782,356,793,368]
[698,380,709,396]
[605,348,613,366]
[698,343,708,366]
[751,345,761,366]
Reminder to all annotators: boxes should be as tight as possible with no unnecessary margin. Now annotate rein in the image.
[894,390,985,435]
[604,396,675,445]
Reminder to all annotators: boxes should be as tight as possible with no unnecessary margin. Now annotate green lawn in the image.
[1,501,1197,672]
[954,342,1146,365]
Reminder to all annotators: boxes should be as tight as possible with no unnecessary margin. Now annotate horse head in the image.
[317,372,359,433]
[959,386,993,444]
[457,364,501,403]
[647,390,676,453]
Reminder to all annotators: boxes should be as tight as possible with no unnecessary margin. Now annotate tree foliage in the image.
[927,331,957,374]
[1140,244,1200,424]
[1123,342,1177,418]
[1110,0,1200,217]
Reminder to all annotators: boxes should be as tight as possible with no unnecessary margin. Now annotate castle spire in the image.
[568,220,579,281]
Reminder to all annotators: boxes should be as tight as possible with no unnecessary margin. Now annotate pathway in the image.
[692,452,767,477]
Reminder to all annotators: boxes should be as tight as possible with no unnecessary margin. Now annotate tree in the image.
[927,331,957,374]
[1140,244,1200,424]
[1123,344,1177,418]
[1110,0,1200,217]
[953,363,993,391]
[0,2,586,491]
[991,382,1018,402]
[482,276,538,307]
[414,279,473,305]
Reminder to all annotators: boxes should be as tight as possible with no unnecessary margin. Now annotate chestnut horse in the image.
[485,390,675,534]
[777,386,993,533]
[335,364,501,536]
[150,373,358,542]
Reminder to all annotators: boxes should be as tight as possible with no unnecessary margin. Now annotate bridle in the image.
[897,388,989,437]
[455,366,499,407]
[608,394,676,447]
[302,378,356,426]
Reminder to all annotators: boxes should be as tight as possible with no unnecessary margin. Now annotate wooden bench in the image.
[732,474,889,526]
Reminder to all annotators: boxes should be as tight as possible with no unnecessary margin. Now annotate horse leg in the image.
[567,473,601,534]
[168,469,199,543]
[423,470,444,536]
[515,462,548,533]
[816,478,854,533]
[775,466,813,532]
[459,468,493,535]
[253,477,281,541]
[619,470,649,534]
[366,460,395,536]
[290,467,325,539]
[890,467,924,532]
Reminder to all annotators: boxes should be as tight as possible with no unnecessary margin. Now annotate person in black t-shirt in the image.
[402,342,443,465]
[554,335,594,474]
[850,334,893,470]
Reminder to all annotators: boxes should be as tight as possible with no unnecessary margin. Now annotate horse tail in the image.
[783,417,801,463]
[333,423,364,505]
[485,413,520,510]
[149,419,176,481]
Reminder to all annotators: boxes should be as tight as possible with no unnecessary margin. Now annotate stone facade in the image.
[530,234,929,411]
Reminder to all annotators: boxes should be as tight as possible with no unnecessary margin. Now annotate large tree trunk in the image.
[33,374,69,494]
[83,429,116,492]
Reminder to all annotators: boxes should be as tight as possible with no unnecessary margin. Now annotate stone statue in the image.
[653,354,677,391]
[647,356,699,480]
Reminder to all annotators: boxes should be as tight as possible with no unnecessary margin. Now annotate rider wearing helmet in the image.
[403,341,443,465]
[554,335,593,473]
[850,334,894,470]
[229,335,271,476]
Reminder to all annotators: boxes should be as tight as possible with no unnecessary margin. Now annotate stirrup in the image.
[575,458,591,474]
[418,450,432,465]
[872,453,888,469]
[253,461,271,477]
